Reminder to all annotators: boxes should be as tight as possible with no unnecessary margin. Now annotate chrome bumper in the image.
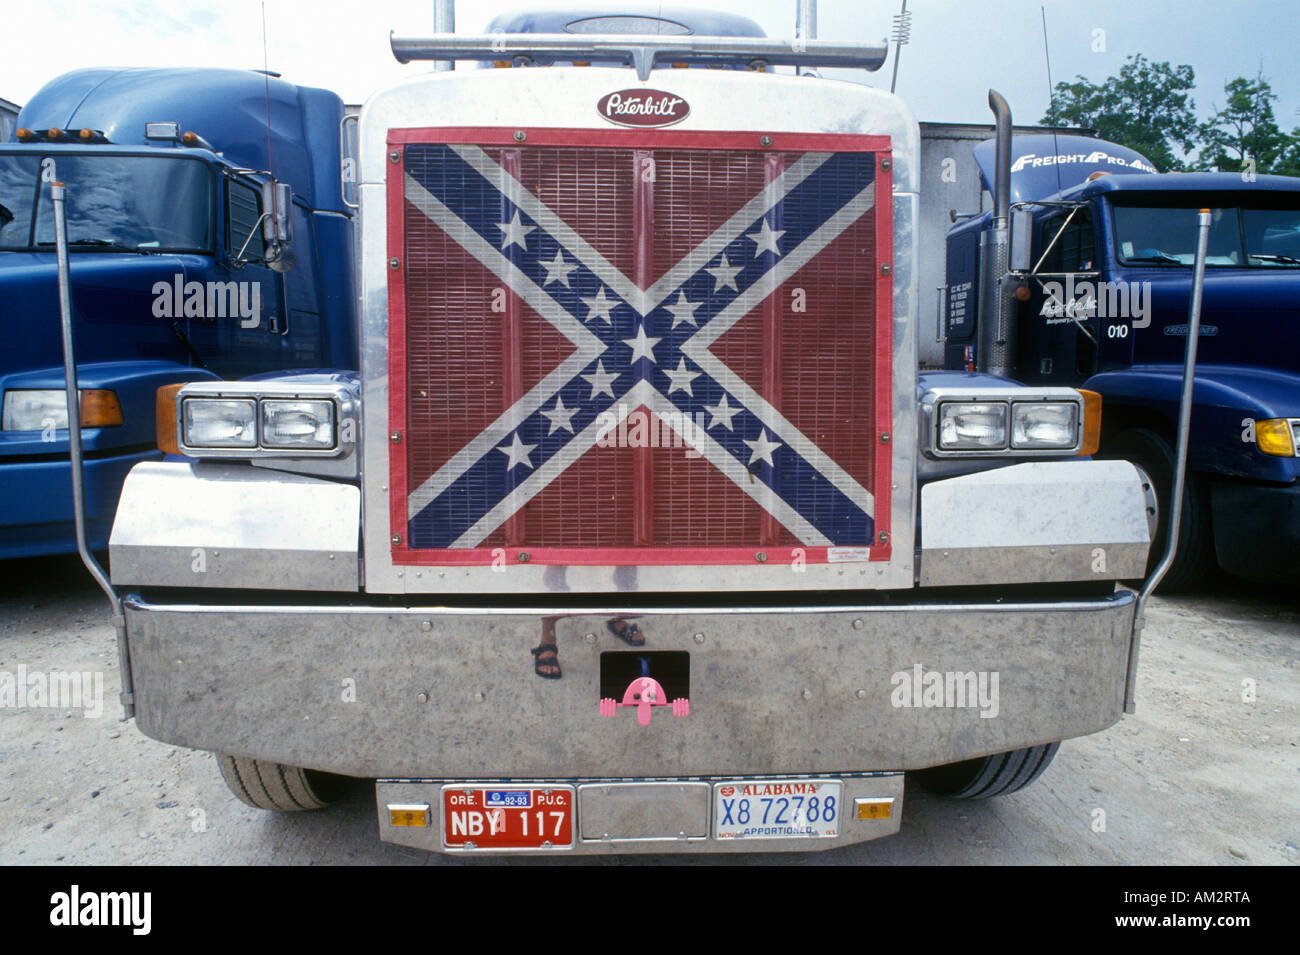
[123,590,1135,779]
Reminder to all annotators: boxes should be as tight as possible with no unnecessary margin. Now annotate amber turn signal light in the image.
[1077,389,1102,456]
[155,383,185,455]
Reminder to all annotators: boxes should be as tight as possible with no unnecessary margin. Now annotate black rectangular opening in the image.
[599,651,690,702]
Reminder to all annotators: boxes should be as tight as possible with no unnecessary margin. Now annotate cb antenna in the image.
[890,0,911,94]
[261,1,274,180]
[1041,5,1063,197]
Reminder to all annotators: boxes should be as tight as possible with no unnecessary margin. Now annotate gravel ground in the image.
[1,554,1296,865]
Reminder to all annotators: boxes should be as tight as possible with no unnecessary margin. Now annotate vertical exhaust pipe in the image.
[795,0,817,74]
[977,89,1017,376]
[432,0,455,71]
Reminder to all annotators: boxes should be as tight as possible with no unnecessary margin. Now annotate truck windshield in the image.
[0,153,212,253]
[1112,203,1300,268]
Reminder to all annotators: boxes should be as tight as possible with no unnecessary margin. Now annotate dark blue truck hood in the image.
[1,251,200,377]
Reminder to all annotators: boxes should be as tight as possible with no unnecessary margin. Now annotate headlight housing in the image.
[922,386,1090,457]
[260,399,335,450]
[1011,402,1079,450]
[2,389,123,431]
[182,398,257,448]
[938,402,1008,450]
[168,380,355,460]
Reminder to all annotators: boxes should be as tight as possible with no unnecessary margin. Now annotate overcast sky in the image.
[4,0,1296,131]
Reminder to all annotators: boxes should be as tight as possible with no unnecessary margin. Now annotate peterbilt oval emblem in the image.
[596,89,690,128]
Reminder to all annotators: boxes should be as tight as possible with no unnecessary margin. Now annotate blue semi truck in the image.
[0,67,356,558]
[944,130,1300,587]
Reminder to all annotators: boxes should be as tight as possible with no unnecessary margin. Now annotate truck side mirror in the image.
[260,180,295,273]
[1010,208,1034,273]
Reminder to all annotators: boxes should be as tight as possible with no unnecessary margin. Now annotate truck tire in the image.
[1100,427,1213,592]
[915,743,1060,799]
[216,755,337,811]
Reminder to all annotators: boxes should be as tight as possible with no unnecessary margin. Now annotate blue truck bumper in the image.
[1211,479,1300,583]
[0,448,160,559]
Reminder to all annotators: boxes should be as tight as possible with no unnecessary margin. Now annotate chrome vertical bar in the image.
[52,180,134,718]
[1125,208,1212,713]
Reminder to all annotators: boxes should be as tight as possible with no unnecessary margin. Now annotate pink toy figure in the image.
[599,676,690,726]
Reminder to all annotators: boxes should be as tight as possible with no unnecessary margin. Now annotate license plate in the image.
[441,786,574,850]
[713,780,842,840]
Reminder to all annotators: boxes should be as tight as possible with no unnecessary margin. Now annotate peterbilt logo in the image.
[596,89,690,127]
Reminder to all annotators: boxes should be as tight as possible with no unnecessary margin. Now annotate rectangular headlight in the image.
[2,389,123,431]
[1011,402,1079,450]
[938,402,1008,450]
[182,398,256,448]
[261,399,335,450]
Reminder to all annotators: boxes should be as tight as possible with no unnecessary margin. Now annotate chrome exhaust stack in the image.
[976,89,1017,377]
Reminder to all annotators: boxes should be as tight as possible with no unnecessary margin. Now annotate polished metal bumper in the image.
[123,590,1135,776]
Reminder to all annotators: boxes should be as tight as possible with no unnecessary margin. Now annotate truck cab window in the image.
[4,154,211,252]
[227,179,264,260]
[1040,210,1096,274]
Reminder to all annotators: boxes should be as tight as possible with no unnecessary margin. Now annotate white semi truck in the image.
[89,4,1163,854]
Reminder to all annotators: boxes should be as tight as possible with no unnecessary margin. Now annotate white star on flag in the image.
[743,429,782,466]
[539,249,577,287]
[705,253,742,291]
[540,396,579,434]
[623,324,661,364]
[704,393,741,431]
[497,211,535,251]
[663,358,701,396]
[498,431,537,470]
[582,286,617,324]
[580,360,618,399]
[745,218,785,257]
[665,291,701,329]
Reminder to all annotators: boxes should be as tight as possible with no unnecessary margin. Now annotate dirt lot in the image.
[1,554,1296,865]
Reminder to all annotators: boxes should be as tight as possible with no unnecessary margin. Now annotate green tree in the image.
[1042,54,1198,172]
[1195,73,1293,174]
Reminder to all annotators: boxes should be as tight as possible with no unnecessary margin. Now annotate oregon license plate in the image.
[713,780,842,840]
[441,786,574,850]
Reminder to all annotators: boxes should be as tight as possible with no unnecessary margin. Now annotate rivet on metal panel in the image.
[852,618,864,630]
[855,688,867,699]
[759,135,773,147]
[755,551,767,562]
[518,551,531,562]
[1050,547,1057,555]
[389,257,400,270]
[678,831,687,839]
[513,130,526,142]
[801,688,813,700]
[420,620,432,632]
[881,157,892,171]
[879,531,889,543]
[880,431,891,444]
[584,632,596,644]
[391,534,402,545]
[881,262,891,275]
[474,691,485,703]
[389,149,400,163]
[693,632,705,644]
[390,431,401,443]
[416,691,428,704]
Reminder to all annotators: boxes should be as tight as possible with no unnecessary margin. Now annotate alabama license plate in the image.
[441,786,574,850]
[713,780,842,840]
